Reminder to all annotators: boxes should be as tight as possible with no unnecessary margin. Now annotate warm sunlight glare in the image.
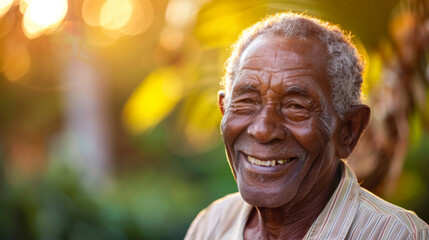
[83,0,152,38]
[165,0,197,28]
[165,0,196,28]
[19,0,30,14]
[159,27,184,51]
[0,0,14,18]
[84,26,120,47]
[82,0,104,27]
[3,43,31,81]
[0,14,14,38]
[119,0,153,36]
[99,0,132,30]
[123,68,184,134]
[22,0,68,39]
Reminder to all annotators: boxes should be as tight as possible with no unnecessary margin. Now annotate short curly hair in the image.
[222,12,365,118]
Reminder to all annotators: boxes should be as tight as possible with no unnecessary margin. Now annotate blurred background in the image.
[0,0,428,239]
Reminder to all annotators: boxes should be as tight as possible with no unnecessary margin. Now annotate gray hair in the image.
[222,12,364,118]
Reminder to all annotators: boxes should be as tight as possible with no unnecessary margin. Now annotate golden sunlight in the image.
[22,0,68,39]
[19,0,29,14]
[159,27,184,51]
[99,0,132,31]
[3,43,31,81]
[0,0,14,18]
[165,0,196,28]
[84,25,120,47]
[83,0,152,39]
[119,0,153,36]
[181,89,221,151]
[82,0,105,27]
[122,68,184,134]
[0,14,15,39]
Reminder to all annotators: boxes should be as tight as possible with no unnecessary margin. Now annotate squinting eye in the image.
[236,97,259,105]
[283,103,310,121]
[290,104,304,109]
[229,97,260,115]
[242,98,256,103]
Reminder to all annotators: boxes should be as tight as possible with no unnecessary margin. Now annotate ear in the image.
[218,90,226,115]
[336,104,370,159]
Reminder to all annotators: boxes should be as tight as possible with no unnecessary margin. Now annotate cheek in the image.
[287,119,331,153]
[221,113,250,143]
[221,113,250,178]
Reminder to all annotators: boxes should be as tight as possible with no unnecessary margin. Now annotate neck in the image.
[245,162,342,240]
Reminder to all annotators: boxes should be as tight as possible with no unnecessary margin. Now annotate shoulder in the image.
[349,187,429,239]
[185,193,251,240]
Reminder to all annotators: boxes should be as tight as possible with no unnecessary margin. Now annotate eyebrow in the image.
[284,86,311,98]
[235,83,260,96]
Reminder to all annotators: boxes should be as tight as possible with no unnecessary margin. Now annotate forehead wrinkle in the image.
[240,66,312,73]
[238,61,316,79]
[275,67,314,77]
[238,55,264,70]
[233,69,317,97]
[239,55,316,73]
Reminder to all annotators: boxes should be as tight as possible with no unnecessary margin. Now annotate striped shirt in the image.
[185,162,429,239]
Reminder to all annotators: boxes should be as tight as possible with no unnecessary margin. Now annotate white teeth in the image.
[248,156,290,166]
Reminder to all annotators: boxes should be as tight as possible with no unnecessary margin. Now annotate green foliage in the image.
[387,133,429,222]
[0,151,237,240]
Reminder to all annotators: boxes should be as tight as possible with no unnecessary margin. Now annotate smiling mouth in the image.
[247,156,295,167]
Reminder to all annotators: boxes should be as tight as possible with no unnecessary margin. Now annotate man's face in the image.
[220,36,341,208]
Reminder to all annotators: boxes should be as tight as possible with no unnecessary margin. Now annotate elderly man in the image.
[185,12,429,239]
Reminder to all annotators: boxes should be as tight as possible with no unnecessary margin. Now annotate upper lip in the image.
[244,152,297,161]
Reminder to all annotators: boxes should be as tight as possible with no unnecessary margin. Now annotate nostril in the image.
[265,138,282,145]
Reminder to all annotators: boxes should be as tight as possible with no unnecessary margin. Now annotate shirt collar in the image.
[303,161,361,239]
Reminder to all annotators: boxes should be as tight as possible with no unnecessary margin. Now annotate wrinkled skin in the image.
[218,36,370,239]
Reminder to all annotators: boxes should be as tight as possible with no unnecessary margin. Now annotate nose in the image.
[247,106,286,144]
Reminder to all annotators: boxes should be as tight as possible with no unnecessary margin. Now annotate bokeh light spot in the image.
[19,0,30,14]
[82,0,105,27]
[0,0,14,18]
[119,0,153,36]
[159,27,184,51]
[22,0,68,39]
[99,0,132,31]
[165,0,196,28]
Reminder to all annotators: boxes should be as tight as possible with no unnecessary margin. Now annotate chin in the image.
[237,181,296,208]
